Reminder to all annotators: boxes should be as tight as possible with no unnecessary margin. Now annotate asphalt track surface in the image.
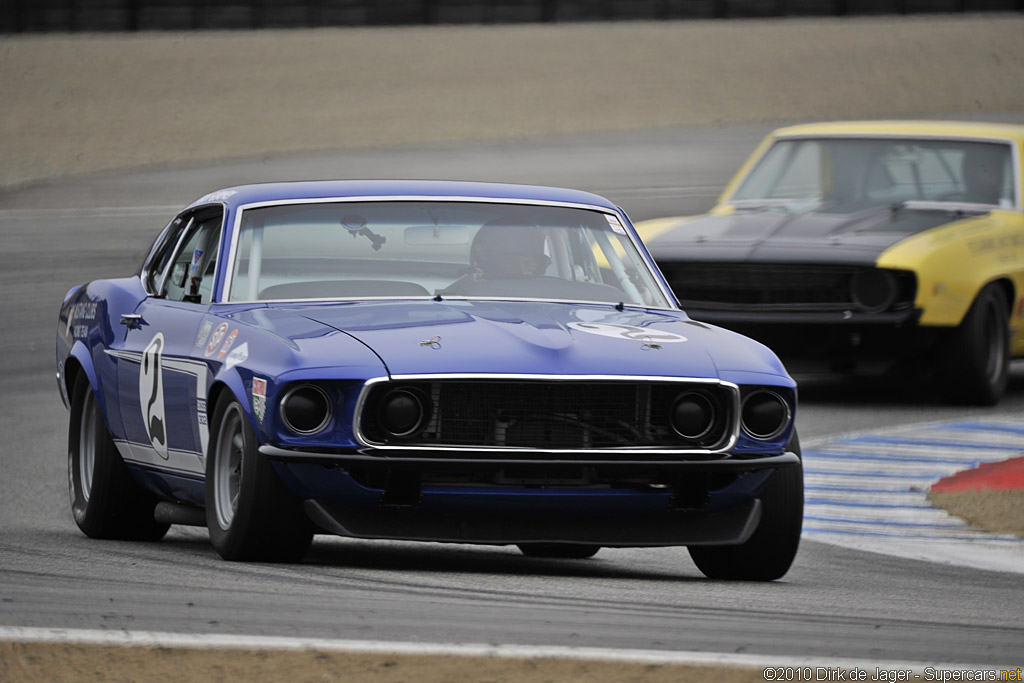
[2,122,1024,673]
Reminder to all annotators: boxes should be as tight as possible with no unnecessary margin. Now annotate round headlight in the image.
[851,268,896,313]
[380,388,428,438]
[280,384,331,434]
[741,390,789,440]
[670,391,717,440]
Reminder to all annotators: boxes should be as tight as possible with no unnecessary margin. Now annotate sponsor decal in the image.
[194,320,213,349]
[190,249,204,276]
[139,332,169,460]
[66,301,98,339]
[216,329,238,359]
[104,349,210,469]
[205,322,229,357]
[195,189,237,204]
[604,213,627,235]
[225,342,249,369]
[968,231,1024,255]
[252,377,267,423]
[567,322,688,343]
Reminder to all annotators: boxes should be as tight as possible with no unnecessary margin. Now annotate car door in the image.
[115,207,224,482]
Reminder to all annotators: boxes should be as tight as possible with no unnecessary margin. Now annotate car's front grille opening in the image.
[359,379,736,452]
[659,262,916,312]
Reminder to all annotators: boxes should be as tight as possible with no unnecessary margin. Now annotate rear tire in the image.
[205,392,313,562]
[517,543,600,559]
[687,432,803,581]
[68,373,169,541]
[939,284,1010,406]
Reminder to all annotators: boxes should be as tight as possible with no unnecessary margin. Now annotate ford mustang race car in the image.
[638,121,1024,405]
[57,180,801,580]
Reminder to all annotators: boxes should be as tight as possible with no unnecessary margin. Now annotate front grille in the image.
[358,379,737,452]
[658,262,916,311]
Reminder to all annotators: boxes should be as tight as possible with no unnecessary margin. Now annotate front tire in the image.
[939,284,1010,406]
[205,392,313,561]
[687,432,803,581]
[68,373,169,541]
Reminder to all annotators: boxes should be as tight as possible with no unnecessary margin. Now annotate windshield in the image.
[731,137,1015,212]
[226,200,671,308]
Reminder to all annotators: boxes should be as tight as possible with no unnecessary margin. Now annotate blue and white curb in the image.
[801,419,1024,574]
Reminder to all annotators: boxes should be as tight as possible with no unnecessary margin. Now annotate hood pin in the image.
[641,335,662,350]
[419,335,441,349]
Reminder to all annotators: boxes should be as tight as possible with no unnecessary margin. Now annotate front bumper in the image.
[684,307,940,362]
[262,445,800,546]
[684,306,921,327]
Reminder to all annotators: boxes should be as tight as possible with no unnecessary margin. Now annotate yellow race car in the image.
[638,121,1024,405]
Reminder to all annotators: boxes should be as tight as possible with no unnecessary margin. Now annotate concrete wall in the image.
[1,0,1020,32]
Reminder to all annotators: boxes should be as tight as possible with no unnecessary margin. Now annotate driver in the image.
[436,219,552,296]
[962,145,1007,205]
[470,219,551,280]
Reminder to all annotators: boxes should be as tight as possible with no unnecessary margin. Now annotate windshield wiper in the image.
[893,200,991,216]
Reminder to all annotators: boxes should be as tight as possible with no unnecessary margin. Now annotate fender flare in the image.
[208,370,261,444]
[62,340,102,412]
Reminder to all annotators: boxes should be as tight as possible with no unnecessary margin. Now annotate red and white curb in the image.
[802,419,1024,574]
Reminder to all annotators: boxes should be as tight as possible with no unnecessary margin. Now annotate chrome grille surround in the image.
[354,374,741,456]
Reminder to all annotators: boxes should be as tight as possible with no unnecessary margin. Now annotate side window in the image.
[145,217,188,295]
[152,209,224,303]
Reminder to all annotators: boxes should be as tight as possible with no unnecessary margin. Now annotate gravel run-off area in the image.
[2,14,1024,188]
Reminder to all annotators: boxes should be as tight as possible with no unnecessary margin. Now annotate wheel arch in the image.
[63,343,106,422]
[207,380,232,430]
[878,212,1021,327]
[62,354,85,403]
[987,276,1016,319]
[206,374,261,442]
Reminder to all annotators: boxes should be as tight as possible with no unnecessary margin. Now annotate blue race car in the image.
[56,180,802,580]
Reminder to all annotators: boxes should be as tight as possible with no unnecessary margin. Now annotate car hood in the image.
[268,299,787,381]
[647,204,972,265]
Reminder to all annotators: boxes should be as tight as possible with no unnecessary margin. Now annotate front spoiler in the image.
[304,496,763,547]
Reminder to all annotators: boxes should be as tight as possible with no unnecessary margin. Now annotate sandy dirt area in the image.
[1,642,773,683]
[927,489,1024,537]
[2,14,1024,187]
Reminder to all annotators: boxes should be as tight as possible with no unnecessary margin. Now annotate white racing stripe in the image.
[0,626,1015,671]
[802,419,1024,573]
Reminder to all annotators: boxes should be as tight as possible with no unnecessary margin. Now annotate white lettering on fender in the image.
[139,332,169,460]
[225,342,249,369]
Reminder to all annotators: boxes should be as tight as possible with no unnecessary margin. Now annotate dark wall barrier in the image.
[1,0,1020,32]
